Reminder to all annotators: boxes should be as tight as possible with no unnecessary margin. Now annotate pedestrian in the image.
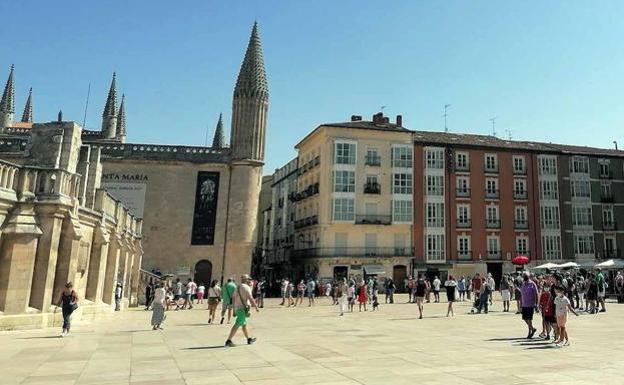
[220,277,237,324]
[256,278,266,308]
[151,284,166,330]
[586,273,598,314]
[486,273,495,305]
[57,282,78,337]
[595,268,607,312]
[145,283,153,310]
[576,275,586,310]
[432,276,441,303]
[457,276,466,302]
[520,272,539,339]
[337,278,348,316]
[500,274,511,312]
[472,274,482,304]
[615,271,624,304]
[196,282,205,304]
[553,285,579,347]
[407,276,415,303]
[279,278,289,306]
[306,278,316,307]
[286,279,295,307]
[348,282,355,312]
[425,278,432,303]
[538,280,556,340]
[513,273,523,314]
[357,279,368,312]
[207,280,221,324]
[114,283,123,311]
[444,275,457,317]
[385,278,396,304]
[225,274,259,347]
[296,280,305,306]
[165,286,174,311]
[174,278,183,310]
[477,276,490,314]
[415,274,426,319]
[185,278,197,310]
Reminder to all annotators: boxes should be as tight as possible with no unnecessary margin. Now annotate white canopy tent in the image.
[557,262,580,269]
[533,262,560,270]
[594,259,624,270]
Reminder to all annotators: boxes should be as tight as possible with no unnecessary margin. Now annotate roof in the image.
[233,22,268,100]
[295,120,410,149]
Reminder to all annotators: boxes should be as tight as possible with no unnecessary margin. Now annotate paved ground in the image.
[1,294,622,385]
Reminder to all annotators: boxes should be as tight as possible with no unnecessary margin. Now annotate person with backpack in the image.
[414,274,427,319]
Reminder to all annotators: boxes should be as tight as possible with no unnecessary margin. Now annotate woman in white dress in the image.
[151,284,166,330]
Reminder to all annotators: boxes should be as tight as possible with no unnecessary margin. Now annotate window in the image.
[426,202,444,227]
[456,152,469,170]
[457,204,470,223]
[458,236,471,258]
[486,178,498,196]
[457,177,469,195]
[599,159,610,177]
[574,234,594,255]
[515,206,527,222]
[487,236,500,256]
[513,156,526,174]
[394,234,408,255]
[540,180,558,199]
[392,147,412,168]
[392,200,412,223]
[426,149,444,168]
[365,233,377,255]
[335,142,356,164]
[538,156,557,175]
[542,235,561,260]
[514,179,527,197]
[571,180,590,198]
[487,205,499,222]
[393,173,413,194]
[601,181,612,199]
[365,148,380,166]
[333,171,355,192]
[570,156,589,174]
[366,175,378,185]
[332,198,355,221]
[334,233,348,249]
[426,234,445,261]
[572,206,593,226]
[602,206,614,225]
[485,154,498,171]
[426,175,444,196]
[516,237,528,255]
[540,206,560,229]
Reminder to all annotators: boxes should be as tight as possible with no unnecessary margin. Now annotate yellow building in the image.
[292,113,413,285]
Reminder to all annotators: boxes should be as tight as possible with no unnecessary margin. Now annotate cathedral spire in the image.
[101,72,118,138]
[212,113,225,148]
[21,87,33,123]
[116,94,126,142]
[230,22,269,161]
[0,65,15,131]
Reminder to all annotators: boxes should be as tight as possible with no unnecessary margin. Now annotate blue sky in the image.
[2,1,624,171]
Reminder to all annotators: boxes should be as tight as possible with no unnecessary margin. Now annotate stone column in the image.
[52,215,83,303]
[85,225,110,302]
[0,204,42,314]
[117,247,129,309]
[130,244,143,307]
[29,207,65,311]
[102,235,121,305]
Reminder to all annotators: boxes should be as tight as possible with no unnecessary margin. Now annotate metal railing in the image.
[485,189,500,199]
[515,220,528,229]
[603,221,617,231]
[293,247,414,258]
[456,188,471,197]
[487,251,501,260]
[294,215,318,229]
[363,182,381,194]
[355,215,392,225]
[456,219,472,228]
[486,219,501,229]
[457,250,472,260]
[365,155,381,166]
[514,190,528,200]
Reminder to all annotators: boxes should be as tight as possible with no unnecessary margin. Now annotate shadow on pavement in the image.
[485,337,527,341]
[17,335,63,339]
[184,346,226,350]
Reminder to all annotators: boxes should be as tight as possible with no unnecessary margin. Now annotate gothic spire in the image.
[102,72,117,119]
[117,93,126,139]
[21,87,32,123]
[212,113,225,148]
[0,65,15,114]
[233,22,268,100]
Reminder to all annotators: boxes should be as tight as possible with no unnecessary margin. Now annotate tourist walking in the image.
[586,272,598,314]
[306,279,316,306]
[457,276,466,301]
[357,279,368,312]
[185,278,197,310]
[337,278,349,316]
[256,278,266,308]
[477,276,490,314]
[513,273,523,314]
[432,276,441,303]
[553,285,579,347]
[347,282,355,312]
[296,280,305,306]
[385,278,396,304]
[520,272,539,338]
[286,280,295,307]
[196,282,205,304]
[280,278,289,306]
[444,275,457,317]
[225,274,259,347]
[174,278,183,310]
[615,271,624,303]
[57,282,78,337]
[500,274,512,312]
[151,284,166,330]
[415,274,426,319]
[207,280,221,324]
[220,278,236,324]
[596,268,607,312]
[145,283,154,310]
[539,282,556,341]
[486,273,495,305]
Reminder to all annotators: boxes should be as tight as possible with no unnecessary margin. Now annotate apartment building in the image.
[292,113,413,283]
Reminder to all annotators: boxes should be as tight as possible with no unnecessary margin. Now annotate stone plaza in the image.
[0,295,622,385]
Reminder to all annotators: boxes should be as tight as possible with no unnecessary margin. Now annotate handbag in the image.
[70,301,79,312]
[237,287,251,317]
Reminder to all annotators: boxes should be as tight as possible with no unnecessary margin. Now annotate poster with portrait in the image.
[191,172,220,245]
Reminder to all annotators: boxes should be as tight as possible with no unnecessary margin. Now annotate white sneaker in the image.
[59,332,65,338]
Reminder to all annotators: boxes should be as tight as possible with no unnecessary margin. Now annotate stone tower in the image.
[101,72,118,139]
[21,87,33,123]
[116,94,126,143]
[212,113,225,148]
[223,22,269,281]
[0,65,15,132]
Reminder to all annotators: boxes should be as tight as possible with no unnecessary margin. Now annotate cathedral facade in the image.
[0,21,268,307]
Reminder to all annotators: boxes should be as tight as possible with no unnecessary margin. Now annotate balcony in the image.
[514,190,528,200]
[289,183,320,202]
[485,165,499,173]
[456,219,472,228]
[515,250,531,257]
[355,214,392,225]
[294,215,318,230]
[455,163,470,172]
[363,182,381,194]
[457,250,472,261]
[603,249,620,259]
[515,220,528,230]
[486,219,501,229]
[293,247,413,259]
[603,221,617,231]
[456,188,471,198]
[601,192,614,203]
[426,219,445,228]
[485,189,500,199]
[365,155,381,166]
[513,168,527,175]
[487,251,502,260]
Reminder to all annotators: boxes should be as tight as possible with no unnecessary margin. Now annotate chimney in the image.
[351,115,362,122]
[372,112,383,124]
[383,117,390,124]
[396,115,403,127]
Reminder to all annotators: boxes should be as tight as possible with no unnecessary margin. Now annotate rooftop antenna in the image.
[380,105,386,113]
[505,128,512,140]
[489,116,497,137]
[204,124,209,146]
[82,82,91,129]
[443,104,451,133]
[614,141,618,150]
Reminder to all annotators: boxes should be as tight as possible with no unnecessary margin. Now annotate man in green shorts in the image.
[220,278,237,324]
[225,274,260,347]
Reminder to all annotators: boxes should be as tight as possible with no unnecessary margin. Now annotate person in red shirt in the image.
[472,273,482,299]
[539,282,557,340]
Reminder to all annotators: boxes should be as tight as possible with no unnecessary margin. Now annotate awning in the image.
[595,259,624,270]
[363,264,385,275]
[534,262,560,270]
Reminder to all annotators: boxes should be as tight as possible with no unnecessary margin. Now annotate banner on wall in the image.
[101,173,148,218]
[191,171,220,245]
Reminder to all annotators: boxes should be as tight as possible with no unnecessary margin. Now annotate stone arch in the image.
[194,260,212,286]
